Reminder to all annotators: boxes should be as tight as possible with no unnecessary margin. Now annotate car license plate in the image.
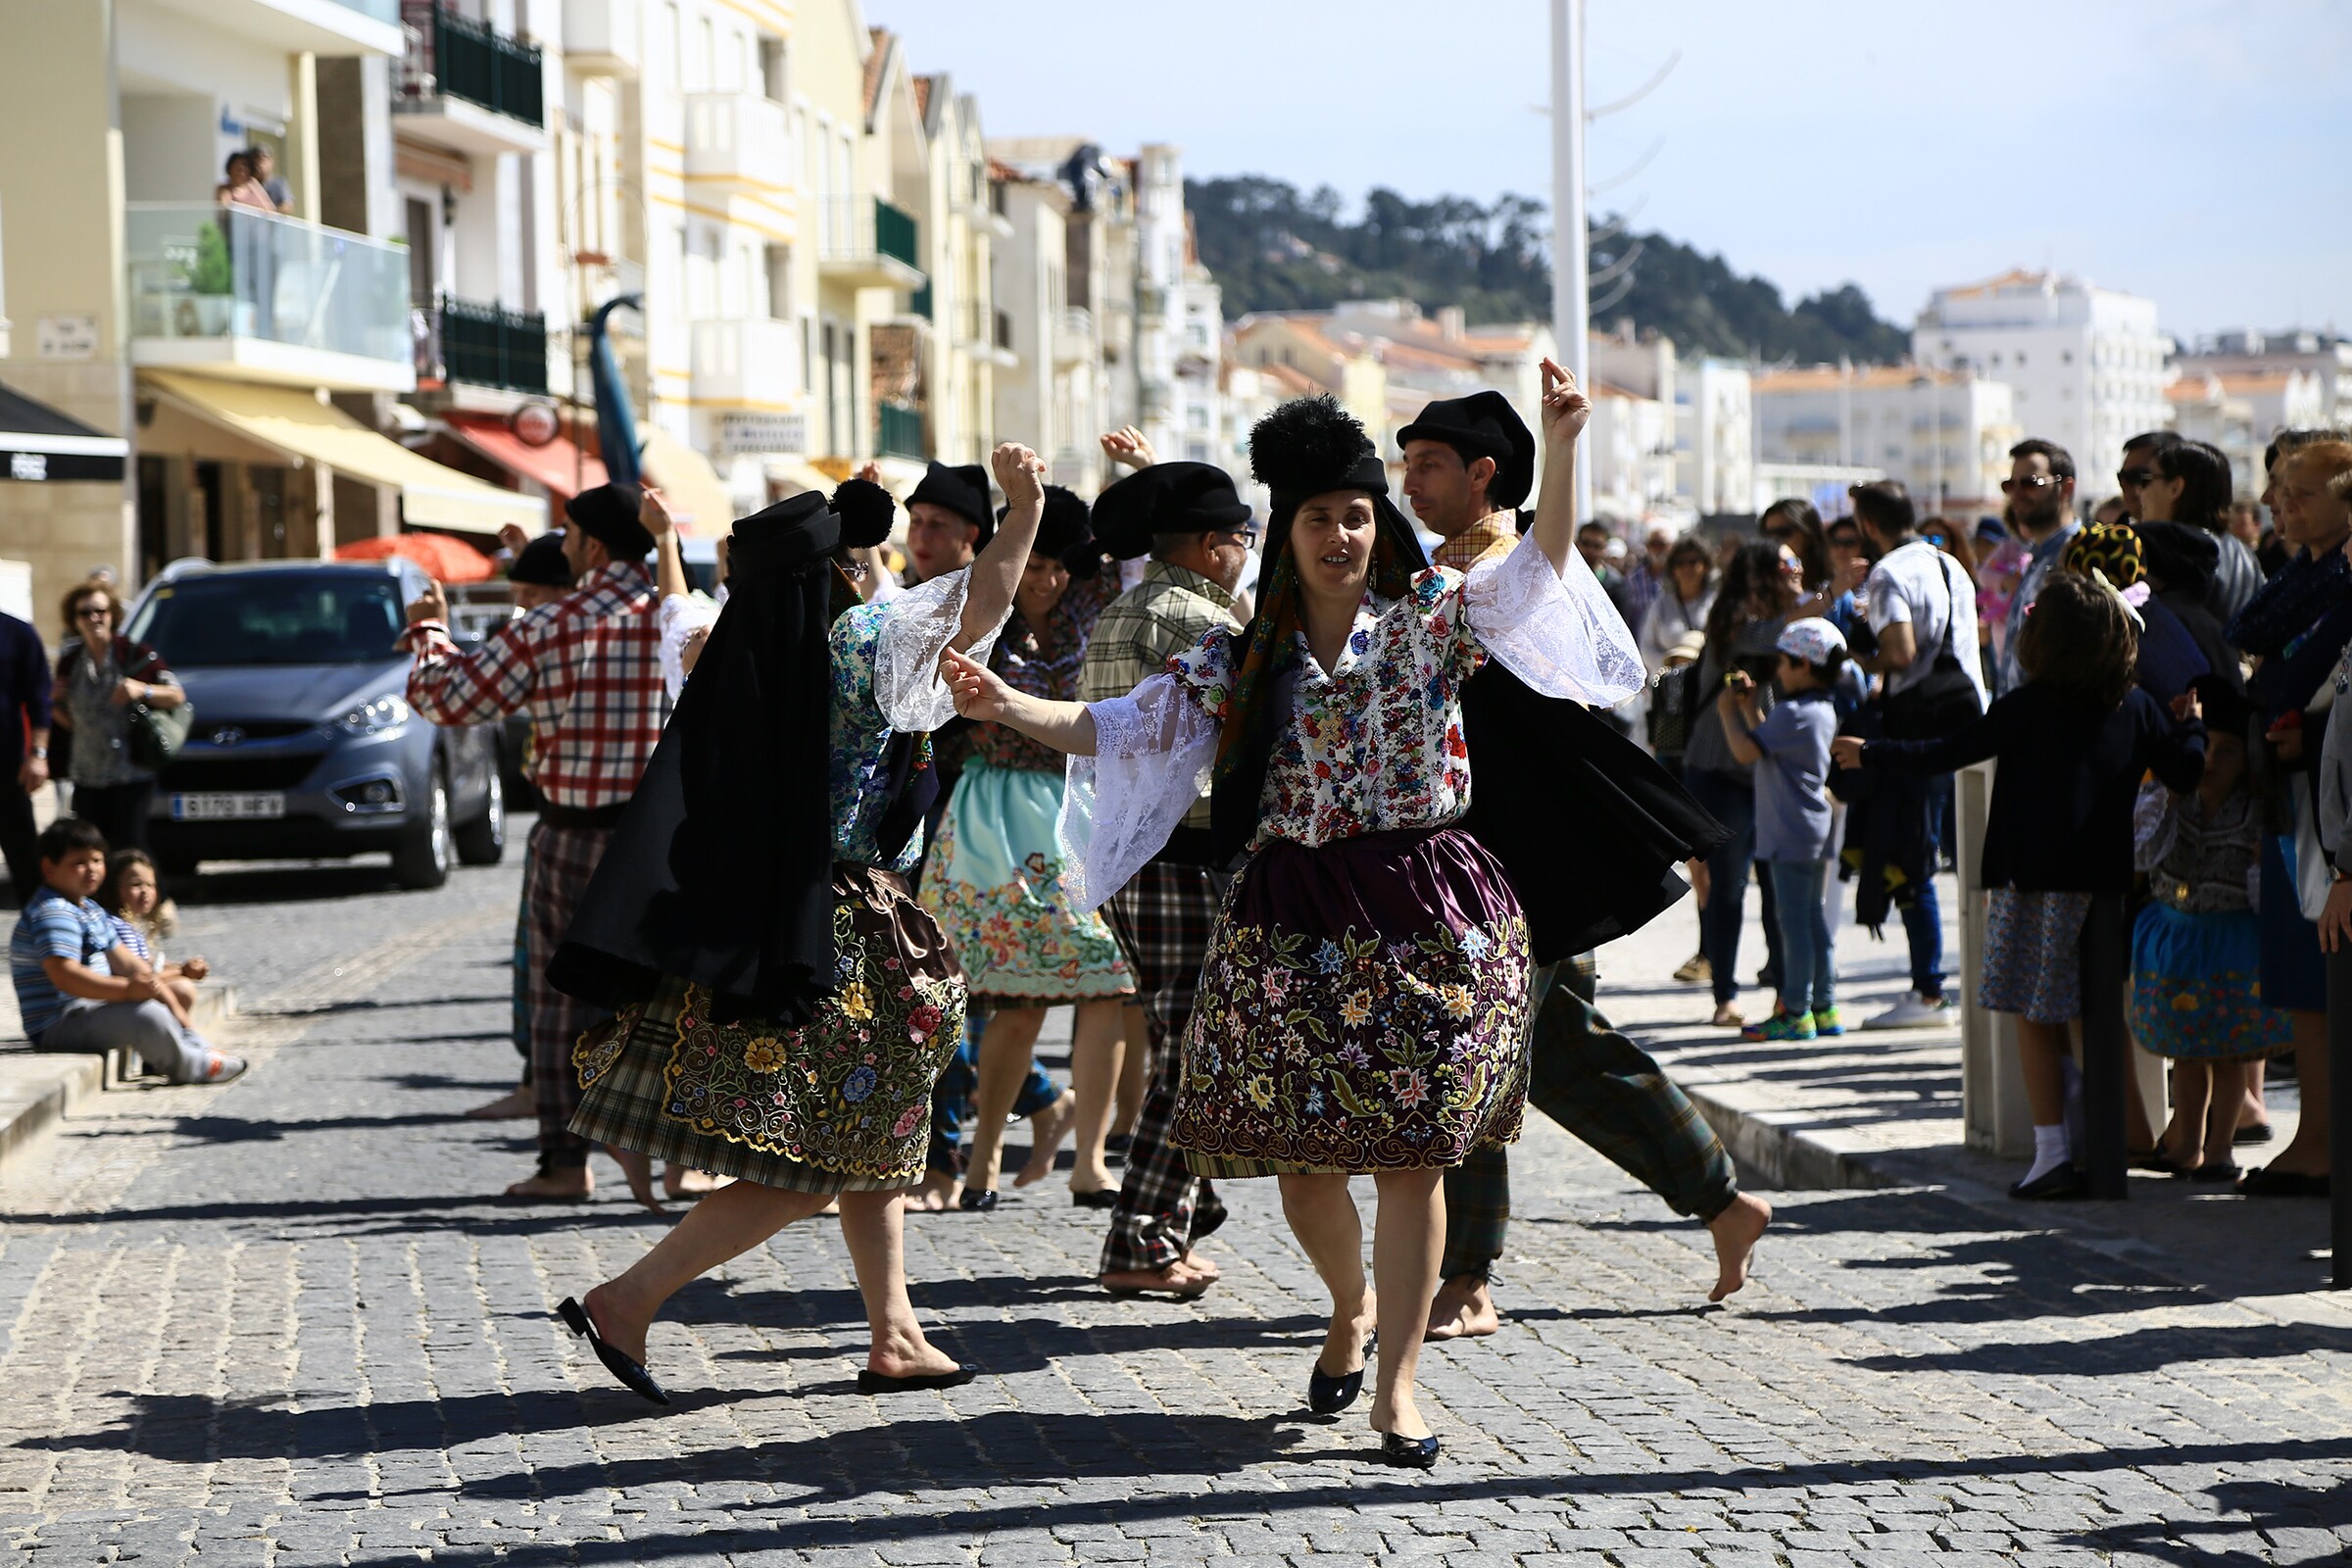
[170,792,285,821]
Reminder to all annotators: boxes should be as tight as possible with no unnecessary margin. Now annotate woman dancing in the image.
[942,368,1643,1464]
[542,446,1049,1402]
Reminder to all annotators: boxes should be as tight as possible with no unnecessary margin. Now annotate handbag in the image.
[1877,550,1984,742]
[127,698,193,772]
[1645,661,1704,756]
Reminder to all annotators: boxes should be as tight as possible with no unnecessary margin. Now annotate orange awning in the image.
[333,532,498,582]
[444,412,608,501]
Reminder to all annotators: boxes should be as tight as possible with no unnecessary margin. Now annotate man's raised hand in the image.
[405,580,450,627]
[1540,358,1592,448]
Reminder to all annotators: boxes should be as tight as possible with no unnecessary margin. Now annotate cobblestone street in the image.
[3,838,2349,1566]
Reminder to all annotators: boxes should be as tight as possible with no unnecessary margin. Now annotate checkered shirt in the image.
[1079,561,1240,832]
[400,561,665,811]
[1431,513,1517,573]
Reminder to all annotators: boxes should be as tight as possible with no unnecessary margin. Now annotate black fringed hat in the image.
[907,461,995,548]
[507,531,574,589]
[830,477,897,549]
[997,484,1100,572]
[1091,462,1252,561]
[564,480,654,560]
[1396,390,1536,510]
[1248,394,1421,567]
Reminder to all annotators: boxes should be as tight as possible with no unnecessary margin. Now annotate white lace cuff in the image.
[657,593,721,703]
[871,565,1007,733]
[1056,675,1222,911]
[1462,531,1647,707]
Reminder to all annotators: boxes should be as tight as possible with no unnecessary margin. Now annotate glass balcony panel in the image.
[125,205,411,368]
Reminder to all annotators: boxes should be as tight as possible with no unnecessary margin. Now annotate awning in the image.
[141,371,541,534]
[639,424,740,535]
[443,411,609,500]
[0,383,127,483]
[762,455,837,499]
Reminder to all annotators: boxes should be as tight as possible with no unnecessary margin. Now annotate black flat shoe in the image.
[857,1363,978,1394]
[1104,1133,1133,1156]
[557,1297,669,1406]
[958,1189,999,1212]
[2186,1160,2242,1184]
[1071,1189,1119,1209]
[2008,1163,2083,1201]
[1378,1431,1441,1469]
[2232,1122,2276,1146]
[1306,1332,1373,1415]
[2238,1165,2329,1198]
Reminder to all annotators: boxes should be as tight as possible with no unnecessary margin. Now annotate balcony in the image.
[683,92,792,198]
[417,297,548,394]
[139,0,403,58]
[876,399,926,462]
[955,298,1016,368]
[690,318,805,410]
[563,0,640,75]
[817,196,924,292]
[394,1,548,155]
[125,205,414,393]
[1053,306,1094,367]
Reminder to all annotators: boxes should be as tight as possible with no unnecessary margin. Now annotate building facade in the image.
[1752,365,2019,515]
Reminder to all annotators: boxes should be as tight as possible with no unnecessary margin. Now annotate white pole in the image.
[1550,0,1592,523]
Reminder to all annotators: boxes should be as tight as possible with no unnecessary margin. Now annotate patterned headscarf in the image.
[2061,521,2144,590]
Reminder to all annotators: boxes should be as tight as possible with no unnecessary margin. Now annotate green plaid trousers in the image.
[1441,956,1739,1281]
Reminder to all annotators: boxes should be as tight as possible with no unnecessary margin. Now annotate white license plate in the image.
[170,792,285,821]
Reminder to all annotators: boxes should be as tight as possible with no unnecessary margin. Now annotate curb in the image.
[0,982,238,1170]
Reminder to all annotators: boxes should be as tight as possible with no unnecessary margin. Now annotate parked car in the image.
[121,558,505,888]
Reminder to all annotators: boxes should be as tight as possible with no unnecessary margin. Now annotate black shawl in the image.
[548,495,844,1024]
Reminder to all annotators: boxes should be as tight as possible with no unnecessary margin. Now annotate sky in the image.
[862,0,2349,343]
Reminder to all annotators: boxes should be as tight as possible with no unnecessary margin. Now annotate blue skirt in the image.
[2257,834,2326,1013]
[2129,902,2290,1061]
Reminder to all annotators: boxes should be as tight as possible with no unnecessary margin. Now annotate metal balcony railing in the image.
[125,204,410,367]
[433,297,548,392]
[816,195,921,273]
[877,399,925,460]
[397,0,545,127]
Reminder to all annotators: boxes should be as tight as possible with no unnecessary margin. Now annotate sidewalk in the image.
[1596,868,2342,1312]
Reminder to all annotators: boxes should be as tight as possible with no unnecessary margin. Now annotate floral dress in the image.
[571,569,1003,1193]
[919,564,1135,1004]
[1064,533,1646,1176]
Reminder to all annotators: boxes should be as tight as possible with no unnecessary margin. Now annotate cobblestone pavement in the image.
[3,839,2350,1565]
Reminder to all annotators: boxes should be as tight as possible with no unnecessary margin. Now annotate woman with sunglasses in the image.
[1681,539,1804,1026]
[50,581,183,854]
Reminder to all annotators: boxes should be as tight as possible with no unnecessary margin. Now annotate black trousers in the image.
[0,777,38,906]
[71,780,155,856]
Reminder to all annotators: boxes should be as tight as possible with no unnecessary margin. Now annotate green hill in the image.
[1186,175,1912,366]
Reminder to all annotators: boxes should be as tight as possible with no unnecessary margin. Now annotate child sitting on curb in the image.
[99,848,212,1018]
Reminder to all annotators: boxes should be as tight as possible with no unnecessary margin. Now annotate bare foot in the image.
[866,1326,962,1382]
[1013,1089,1078,1187]
[1181,1250,1220,1282]
[907,1170,960,1212]
[605,1147,663,1213]
[1706,1192,1772,1301]
[1423,1275,1499,1342]
[1101,1259,1216,1298]
[662,1165,728,1200]
[581,1279,651,1365]
[463,1084,533,1120]
[505,1165,593,1203]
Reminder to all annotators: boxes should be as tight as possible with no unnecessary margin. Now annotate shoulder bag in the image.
[1877,551,1984,742]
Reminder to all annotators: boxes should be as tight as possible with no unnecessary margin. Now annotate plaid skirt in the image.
[569,863,967,1194]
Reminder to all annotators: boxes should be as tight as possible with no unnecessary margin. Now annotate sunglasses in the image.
[2117,466,2159,487]
[2001,474,2063,493]
[74,606,111,621]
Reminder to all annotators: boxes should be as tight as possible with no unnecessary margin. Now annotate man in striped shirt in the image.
[402,482,668,1201]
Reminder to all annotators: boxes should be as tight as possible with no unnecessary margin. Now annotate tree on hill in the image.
[1186,174,1910,366]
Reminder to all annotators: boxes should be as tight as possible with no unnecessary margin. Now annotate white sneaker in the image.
[1863,991,1956,1030]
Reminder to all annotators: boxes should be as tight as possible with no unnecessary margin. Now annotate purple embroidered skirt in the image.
[1170,824,1534,1177]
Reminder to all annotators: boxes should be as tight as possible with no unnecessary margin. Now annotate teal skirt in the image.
[2129,902,2290,1062]
[918,760,1136,1006]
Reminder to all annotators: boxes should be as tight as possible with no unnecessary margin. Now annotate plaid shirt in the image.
[401,561,664,810]
[1432,513,1517,573]
[1080,561,1241,831]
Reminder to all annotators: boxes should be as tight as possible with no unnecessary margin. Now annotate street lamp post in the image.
[1549,0,1592,523]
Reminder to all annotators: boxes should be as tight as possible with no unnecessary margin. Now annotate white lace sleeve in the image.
[2132,778,2179,874]
[1461,532,1647,707]
[870,565,1007,733]
[1055,673,1223,912]
[657,593,721,703]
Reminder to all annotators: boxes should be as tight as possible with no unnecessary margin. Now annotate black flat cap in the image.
[907,462,994,546]
[1396,390,1536,510]
[1091,463,1252,561]
[507,531,575,589]
[564,481,655,560]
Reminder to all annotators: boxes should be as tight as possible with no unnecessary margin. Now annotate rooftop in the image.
[1753,365,1975,393]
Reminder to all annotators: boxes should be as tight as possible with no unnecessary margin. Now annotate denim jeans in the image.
[925,1005,1061,1175]
[1766,858,1836,1015]
[1683,766,1784,1004]
[1898,774,1950,998]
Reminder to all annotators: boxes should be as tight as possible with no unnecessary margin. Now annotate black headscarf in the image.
[547,490,849,1024]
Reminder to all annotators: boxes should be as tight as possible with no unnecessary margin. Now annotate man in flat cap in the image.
[402,483,672,1201]
[904,461,996,586]
[1082,442,1257,1297]
[1401,392,1771,1334]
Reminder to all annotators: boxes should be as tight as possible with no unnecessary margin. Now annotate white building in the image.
[2174,329,2352,433]
[1752,365,2019,514]
[1912,269,2170,498]
[1132,145,1225,469]
[1678,357,1753,518]
[1585,382,1678,522]
[2168,369,2329,501]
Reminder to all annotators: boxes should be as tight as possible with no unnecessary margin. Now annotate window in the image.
[764,244,792,319]
[697,17,713,91]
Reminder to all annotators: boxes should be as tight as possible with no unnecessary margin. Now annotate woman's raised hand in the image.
[1539,358,1592,449]
[991,443,1047,509]
[942,647,1012,722]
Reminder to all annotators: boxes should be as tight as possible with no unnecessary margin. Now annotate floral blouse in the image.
[970,560,1121,775]
[1055,530,1648,909]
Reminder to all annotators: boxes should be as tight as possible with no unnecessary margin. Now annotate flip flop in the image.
[857,1363,978,1395]
[557,1297,669,1405]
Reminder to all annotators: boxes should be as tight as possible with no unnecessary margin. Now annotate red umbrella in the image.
[333,531,498,583]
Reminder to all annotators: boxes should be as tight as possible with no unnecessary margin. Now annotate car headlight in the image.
[337,694,412,735]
